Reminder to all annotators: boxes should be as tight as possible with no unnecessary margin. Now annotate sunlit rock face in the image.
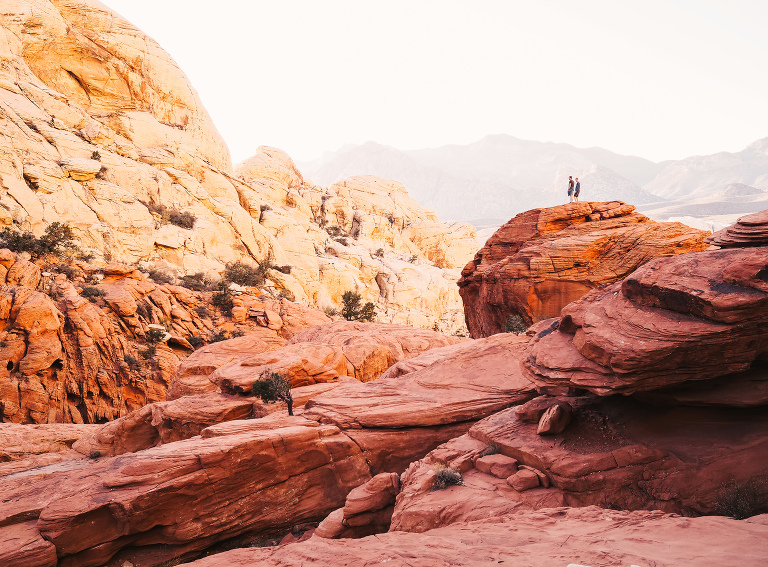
[0,1,477,333]
[458,201,710,337]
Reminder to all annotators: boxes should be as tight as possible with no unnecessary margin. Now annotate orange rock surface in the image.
[458,201,709,337]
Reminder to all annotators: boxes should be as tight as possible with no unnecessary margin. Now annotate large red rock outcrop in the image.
[203,321,464,394]
[458,201,710,337]
[707,209,768,248]
[0,415,371,567]
[390,395,768,534]
[183,507,768,567]
[524,247,768,396]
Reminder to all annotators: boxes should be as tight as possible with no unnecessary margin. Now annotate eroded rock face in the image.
[182,507,768,567]
[707,209,768,248]
[390,396,768,534]
[458,202,710,337]
[524,247,768,396]
[0,2,477,333]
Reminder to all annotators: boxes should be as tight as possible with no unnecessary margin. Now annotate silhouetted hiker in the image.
[567,176,574,203]
[574,178,580,202]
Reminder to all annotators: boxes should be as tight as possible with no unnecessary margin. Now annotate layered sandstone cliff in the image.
[458,201,709,337]
[0,1,476,332]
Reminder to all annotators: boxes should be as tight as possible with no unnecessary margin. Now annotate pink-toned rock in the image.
[0,521,57,567]
[168,333,287,399]
[706,209,768,248]
[458,202,709,337]
[507,468,540,491]
[525,247,768,396]
[289,320,463,382]
[316,472,401,539]
[537,403,572,435]
[211,342,351,392]
[475,453,518,478]
[304,333,536,429]
[0,422,96,463]
[182,507,768,567]
[515,396,572,423]
[72,394,256,456]
[26,418,371,566]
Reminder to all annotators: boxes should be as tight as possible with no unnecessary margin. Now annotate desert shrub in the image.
[187,335,205,349]
[505,314,529,335]
[124,355,141,371]
[224,261,264,287]
[180,272,213,291]
[0,222,77,258]
[81,286,105,302]
[210,330,229,343]
[323,306,339,317]
[89,450,101,460]
[373,248,384,258]
[432,464,463,491]
[146,328,166,343]
[148,270,174,284]
[50,262,80,279]
[408,254,418,263]
[715,478,768,519]
[325,226,343,237]
[387,214,395,225]
[195,304,210,318]
[274,265,292,274]
[334,237,349,247]
[278,289,295,302]
[212,289,234,315]
[91,150,101,161]
[251,369,293,416]
[341,291,376,322]
[139,345,156,359]
[143,201,196,230]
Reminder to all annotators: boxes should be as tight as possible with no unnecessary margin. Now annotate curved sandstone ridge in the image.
[707,209,768,248]
[458,201,709,337]
[524,247,768,395]
[0,330,535,566]
[0,2,477,331]
[185,507,768,567]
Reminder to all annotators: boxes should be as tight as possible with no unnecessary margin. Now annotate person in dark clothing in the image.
[574,178,581,202]
[567,176,574,203]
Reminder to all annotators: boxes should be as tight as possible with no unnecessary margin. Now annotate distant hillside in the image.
[300,136,665,221]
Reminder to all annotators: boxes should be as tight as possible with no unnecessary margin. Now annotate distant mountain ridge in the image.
[299,135,768,223]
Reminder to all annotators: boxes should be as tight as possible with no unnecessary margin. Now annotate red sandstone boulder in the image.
[390,395,768,534]
[524,247,768,395]
[707,209,768,248]
[458,202,709,337]
[182,507,768,567]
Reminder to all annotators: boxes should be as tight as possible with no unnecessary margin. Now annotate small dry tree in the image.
[251,369,294,416]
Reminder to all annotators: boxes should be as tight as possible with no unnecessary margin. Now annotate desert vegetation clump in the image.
[223,256,278,288]
[180,272,214,291]
[251,369,294,416]
[212,287,234,316]
[124,355,141,371]
[142,201,196,229]
[0,222,77,258]
[146,328,167,343]
[341,291,376,322]
[80,286,105,302]
[432,464,463,491]
[91,150,101,161]
[505,314,529,335]
[139,345,156,359]
[480,442,502,457]
[323,306,339,317]
[148,269,174,284]
[187,335,205,349]
[715,477,768,520]
[373,248,384,258]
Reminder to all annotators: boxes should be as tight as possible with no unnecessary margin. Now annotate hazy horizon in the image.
[103,1,768,165]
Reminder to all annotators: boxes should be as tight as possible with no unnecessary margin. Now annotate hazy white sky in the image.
[105,0,768,164]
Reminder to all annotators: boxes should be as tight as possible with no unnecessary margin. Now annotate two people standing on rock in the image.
[567,176,580,203]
